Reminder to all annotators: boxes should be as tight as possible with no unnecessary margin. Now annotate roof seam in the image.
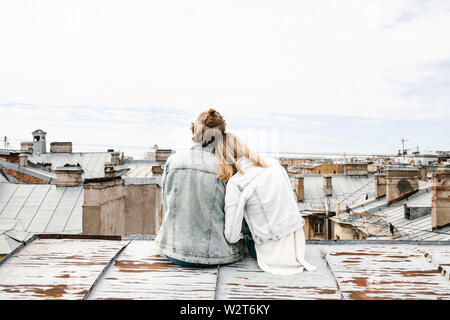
[21,185,52,231]
[13,186,35,220]
[62,187,83,232]
[83,240,132,300]
[0,184,19,216]
[318,246,345,300]
[43,187,67,233]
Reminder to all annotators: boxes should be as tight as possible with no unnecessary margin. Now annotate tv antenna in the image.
[401,138,409,160]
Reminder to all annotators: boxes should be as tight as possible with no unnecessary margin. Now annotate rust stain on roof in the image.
[1,239,450,300]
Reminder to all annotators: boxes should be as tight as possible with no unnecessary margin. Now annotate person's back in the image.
[224,157,303,244]
[217,132,316,275]
[154,109,246,266]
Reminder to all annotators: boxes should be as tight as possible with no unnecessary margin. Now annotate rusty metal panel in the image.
[215,247,341,300]
[88,240,219,300]
[323,244,450,300]
[0,238,128,300]
[421,245,450,279]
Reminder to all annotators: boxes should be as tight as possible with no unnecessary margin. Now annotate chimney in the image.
[104,162,117,178]
[111,152,121,166]
[419,166,428,181]
[55,165,84,187]
[324,175,333,196]
[294,176,304,201]
[431,167,450,230]
[386,167,419,204]
[50,142,72,153]
[152,165,163,176]
[32,129,47,154]
[19,153,28,168]
[374,173,387,198]
[20,142,33,153]
[155,149,173,162]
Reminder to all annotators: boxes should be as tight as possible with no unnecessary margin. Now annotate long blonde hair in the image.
[215,132,267,182]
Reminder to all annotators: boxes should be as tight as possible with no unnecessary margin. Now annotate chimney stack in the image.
[431,167,450,230]
[152,165,164,176]
[375,173,387,198]
[55,165,84,187]
[386,167,419,204]
[294,176,304,201]
[324,175,333,196]
[104,162,117,178]
[19,153,28,168]
[111,152,121,166]
[20,142,33,153]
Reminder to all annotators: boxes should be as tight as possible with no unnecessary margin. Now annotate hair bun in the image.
[208,108,216,116]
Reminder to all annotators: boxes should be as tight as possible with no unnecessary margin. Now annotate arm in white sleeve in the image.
[224,182,248,243]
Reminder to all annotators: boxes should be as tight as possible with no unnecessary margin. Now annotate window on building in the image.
[313,219,324,235]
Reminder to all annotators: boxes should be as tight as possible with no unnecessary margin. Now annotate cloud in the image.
[0,0,449,154]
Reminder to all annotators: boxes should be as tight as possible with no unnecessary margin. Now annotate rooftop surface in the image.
[290,174,376,212]
[28,152,112,179]
[333,186,450,241]
[0,235,449,300]
[0,184,83,255]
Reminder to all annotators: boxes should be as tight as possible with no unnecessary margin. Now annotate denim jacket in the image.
[224,157,304,245]
[154,143,246,265]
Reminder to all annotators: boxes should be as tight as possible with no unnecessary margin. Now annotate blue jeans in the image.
[244,235,257,260]
[166,256,217,268]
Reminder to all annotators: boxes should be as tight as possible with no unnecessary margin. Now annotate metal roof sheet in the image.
[1,237,449,300]
[293,175,375,212]
[88,240,219,300]
[28,152,112,179]
[0,234,21,255]
[0,172,7,183]
[0,183,83,255]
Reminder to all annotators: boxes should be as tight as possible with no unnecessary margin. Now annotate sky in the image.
[0,0,449,158]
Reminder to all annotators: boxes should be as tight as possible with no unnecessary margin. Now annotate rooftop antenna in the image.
[401,138,409,161]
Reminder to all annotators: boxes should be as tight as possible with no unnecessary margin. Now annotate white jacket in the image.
[224,157,304,245]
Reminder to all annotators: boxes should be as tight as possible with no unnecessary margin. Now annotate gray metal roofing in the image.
[0,183,83,252]
[337,185,450,241]
[120,161,164,186]
[28,152,112,179]
[0,172,7,183]
[0,237,449,300]
[292,175,375,212]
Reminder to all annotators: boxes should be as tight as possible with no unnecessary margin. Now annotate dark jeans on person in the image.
[167,236,257,267]
[244,235,257,260]
[166,256,218,268]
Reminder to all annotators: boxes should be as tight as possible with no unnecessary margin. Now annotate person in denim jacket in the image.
[154,109,246,267]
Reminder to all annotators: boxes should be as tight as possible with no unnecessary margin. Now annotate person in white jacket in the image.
[216,132,317,275]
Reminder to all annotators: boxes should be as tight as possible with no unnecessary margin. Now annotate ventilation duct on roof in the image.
[404,205,431,221]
